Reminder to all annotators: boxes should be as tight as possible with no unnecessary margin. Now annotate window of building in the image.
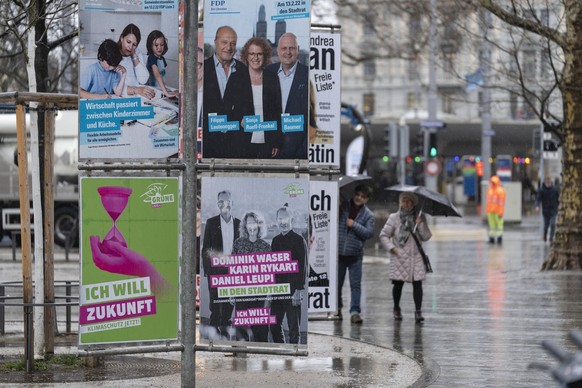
[510,92,518,119]
[364,59,376,79]
[363,14,375,37]
[363,93,375,116]
[522,50,537,79]
[407,92,416,110]
[442,93,454,114]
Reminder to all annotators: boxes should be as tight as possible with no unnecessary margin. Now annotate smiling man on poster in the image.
[266,32,309,160]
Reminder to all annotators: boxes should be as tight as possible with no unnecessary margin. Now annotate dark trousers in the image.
[208,286,234,336]
[270,299,301,344]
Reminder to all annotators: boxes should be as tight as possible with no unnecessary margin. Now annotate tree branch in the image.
[47,30,78,50]
[479,0,567,48]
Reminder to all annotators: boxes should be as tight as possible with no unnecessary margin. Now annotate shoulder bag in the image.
[410,232,433,273]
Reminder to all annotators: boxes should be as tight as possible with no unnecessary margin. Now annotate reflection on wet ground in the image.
[2,216,581,386]
[312,219,579,387]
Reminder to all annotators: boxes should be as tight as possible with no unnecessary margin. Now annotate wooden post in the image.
[43,105,55,354]
[16,103,34,371]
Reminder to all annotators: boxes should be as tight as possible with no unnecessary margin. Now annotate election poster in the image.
[79,176,180,345]
[79,0,180,160]
[308,180,338,313]
[309,28,341,168]
[202,0,311,161]
[199,175,309,347]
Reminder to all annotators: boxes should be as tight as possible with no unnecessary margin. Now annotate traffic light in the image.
[384,123,399,160]
[384,125,391,157]
[429,132,438,157]
[413,130,424,157]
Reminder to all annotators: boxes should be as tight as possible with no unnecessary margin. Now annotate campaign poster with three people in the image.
[79,0,180,160]
[79,176,180,345]
[202,0,311,161]
[199,175,309,347]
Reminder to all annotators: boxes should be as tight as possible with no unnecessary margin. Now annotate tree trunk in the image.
[541,6,582,270]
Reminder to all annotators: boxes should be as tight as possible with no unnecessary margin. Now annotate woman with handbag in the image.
[379,192,432,323]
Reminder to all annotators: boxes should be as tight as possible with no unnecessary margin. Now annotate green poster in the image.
[79,176,180,345]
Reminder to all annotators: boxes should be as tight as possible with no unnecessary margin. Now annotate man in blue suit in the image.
[266,32,308,160]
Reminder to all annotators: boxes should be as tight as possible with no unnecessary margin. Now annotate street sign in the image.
[483,129,496,137]
[424,159,442,176]
[420,120,446,128]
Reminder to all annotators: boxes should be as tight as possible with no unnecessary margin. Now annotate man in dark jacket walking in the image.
[536,176,560,242]
[336,184,375,324]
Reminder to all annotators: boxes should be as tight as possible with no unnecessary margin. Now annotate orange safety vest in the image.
[486,176,506,215]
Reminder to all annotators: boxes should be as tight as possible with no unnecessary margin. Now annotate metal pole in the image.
[425,0,438,193]
[181,1,198,386]
[65,281,71,333]
[399,124,409,185]
[0,284,4,335]
[480,9,492,183]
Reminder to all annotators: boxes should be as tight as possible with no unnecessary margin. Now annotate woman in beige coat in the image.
[379,192,432,323]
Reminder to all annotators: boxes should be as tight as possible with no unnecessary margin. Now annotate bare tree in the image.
[471,0,581,270]
[0,0,79,93]
[328,0,580,269]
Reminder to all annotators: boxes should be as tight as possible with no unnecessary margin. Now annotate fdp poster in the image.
[79,176,180,345]
[79,0,180,159]
[308,180,338,313]
[202,0,311,161]
[199,175,309,347]
[309,28,341,167]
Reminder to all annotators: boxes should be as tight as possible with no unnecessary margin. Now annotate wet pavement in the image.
[1,211,581,386]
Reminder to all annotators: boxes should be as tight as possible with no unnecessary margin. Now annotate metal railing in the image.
[0,280,79,335]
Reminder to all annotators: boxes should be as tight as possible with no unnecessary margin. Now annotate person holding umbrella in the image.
[379,192,432,323]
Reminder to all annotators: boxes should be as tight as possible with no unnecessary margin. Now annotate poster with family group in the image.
[309,28,341,168]
[79,176,180,345]
[199,175,309,347]
[79,0,180,160]
[202,0,311,161]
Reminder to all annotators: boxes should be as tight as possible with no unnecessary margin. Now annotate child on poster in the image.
[80,39,127,99]
[146,30,177,98]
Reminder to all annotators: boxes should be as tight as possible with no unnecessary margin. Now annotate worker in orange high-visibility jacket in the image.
[486,175,506,244]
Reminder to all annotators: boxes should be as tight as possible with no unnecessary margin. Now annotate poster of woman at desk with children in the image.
[79,0,180,160]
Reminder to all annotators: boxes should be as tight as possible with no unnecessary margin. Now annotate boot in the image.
[543,232,547,242]
[497,236,503,245]
[488,237,495,244]
[393,307,403,321]
[415,310,424,323]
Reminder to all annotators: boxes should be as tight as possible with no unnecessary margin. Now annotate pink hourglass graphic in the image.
[97,186,132,249]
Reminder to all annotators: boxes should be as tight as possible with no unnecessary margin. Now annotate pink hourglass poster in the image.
[79,176,181,345]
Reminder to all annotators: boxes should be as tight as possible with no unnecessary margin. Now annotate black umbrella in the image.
[384,184,462,217]
[338,174,373,201]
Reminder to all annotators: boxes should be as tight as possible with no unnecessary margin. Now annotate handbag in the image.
[410,231,433,273]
